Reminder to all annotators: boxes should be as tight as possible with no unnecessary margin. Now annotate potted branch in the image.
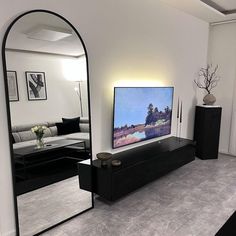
[194,64,220,105]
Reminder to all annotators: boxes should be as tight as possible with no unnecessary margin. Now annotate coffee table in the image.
[14,139,85,156]
[14,139,86,195]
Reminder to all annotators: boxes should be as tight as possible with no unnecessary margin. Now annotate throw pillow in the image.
[62,117,80,133]
[56,122,73,135]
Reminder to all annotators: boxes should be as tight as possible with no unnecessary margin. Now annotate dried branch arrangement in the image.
[194,64,220,94]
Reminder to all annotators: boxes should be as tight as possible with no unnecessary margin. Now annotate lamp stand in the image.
[75,81,83,117]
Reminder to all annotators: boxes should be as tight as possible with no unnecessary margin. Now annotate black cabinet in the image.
[78,137,195,201]
[194,106,222,159]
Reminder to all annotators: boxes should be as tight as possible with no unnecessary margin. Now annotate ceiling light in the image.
[26,25,73,42]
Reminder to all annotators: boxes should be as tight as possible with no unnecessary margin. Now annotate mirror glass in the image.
[4,11,92,236]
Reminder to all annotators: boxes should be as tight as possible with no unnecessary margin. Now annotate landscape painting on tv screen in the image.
[113,87,174,148]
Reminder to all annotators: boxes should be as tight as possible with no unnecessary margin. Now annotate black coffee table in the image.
[14,139,85,157]
[14,139,86,195]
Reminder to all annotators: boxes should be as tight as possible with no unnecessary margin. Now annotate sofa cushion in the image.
[12,133,21,143]
[80,117,89,123]
[80,124,89,133]
[11,118,89,143]
[49,126,58,136]
[12,122,48,132]
[13,128,52,143]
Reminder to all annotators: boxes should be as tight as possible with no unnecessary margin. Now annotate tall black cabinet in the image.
[194,105,222,159]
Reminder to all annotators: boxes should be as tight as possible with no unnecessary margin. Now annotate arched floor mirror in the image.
[2,10,93,236]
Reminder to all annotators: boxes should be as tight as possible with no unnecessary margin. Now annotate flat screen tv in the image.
[112,87,174,148]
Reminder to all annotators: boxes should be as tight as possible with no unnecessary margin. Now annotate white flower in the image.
[31,125,48,134]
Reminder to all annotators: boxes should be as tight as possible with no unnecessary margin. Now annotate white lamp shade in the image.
[63,56,87,81]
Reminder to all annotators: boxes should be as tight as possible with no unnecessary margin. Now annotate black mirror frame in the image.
[1,9,94,236]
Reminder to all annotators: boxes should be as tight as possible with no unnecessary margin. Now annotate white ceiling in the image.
[6,2,236,55]
[213,0,236,10]
[6,12,85,57]
[160,0,236,23]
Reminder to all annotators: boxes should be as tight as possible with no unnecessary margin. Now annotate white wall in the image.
[6,51,88,126]
[0,0,209,235]
[208,23,236,154]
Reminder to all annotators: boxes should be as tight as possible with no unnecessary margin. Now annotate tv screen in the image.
[113,87,174,148]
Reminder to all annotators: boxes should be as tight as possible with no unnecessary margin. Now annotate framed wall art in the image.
[25,71,47,101]
[7,71,19,102]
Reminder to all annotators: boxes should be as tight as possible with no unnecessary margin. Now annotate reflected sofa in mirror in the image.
[2,10,93,236]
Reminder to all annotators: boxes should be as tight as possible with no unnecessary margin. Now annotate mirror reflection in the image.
[4,11,92,236]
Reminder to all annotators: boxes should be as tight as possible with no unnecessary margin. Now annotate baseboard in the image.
[219,150,236,157]
[219,149,230,155]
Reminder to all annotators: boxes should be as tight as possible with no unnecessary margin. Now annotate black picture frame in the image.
[7,70,19,102]
[25,71,47,101]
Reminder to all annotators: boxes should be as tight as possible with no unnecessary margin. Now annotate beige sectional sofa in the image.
[12,117,90,149]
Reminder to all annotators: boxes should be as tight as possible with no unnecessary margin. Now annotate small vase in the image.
[203,94,216,105]
[36,137,44,149]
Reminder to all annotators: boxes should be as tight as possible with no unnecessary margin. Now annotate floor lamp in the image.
[74,80,83,117]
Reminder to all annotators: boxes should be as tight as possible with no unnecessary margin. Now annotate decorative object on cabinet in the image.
[96,152,112,166]
[194,64,220,105]
[176,98,183,139]
[111,159,122,167]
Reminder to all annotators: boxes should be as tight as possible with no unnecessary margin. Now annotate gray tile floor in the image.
[18,177,92,236]
[41,154,236,236]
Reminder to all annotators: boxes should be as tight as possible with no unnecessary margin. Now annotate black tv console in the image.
[78,136,195,201]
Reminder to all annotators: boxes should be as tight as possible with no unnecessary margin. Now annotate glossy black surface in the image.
[94,137,194,170]
[14,139,84,157]
[15,141,87,195]
[194,106,222,159]
[215,211,236,236]
[79,137,195,201]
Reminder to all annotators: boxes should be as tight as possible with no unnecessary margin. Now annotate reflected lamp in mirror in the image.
[74,81,84,116]
[63,57,87,117]
[62,56,87,82]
